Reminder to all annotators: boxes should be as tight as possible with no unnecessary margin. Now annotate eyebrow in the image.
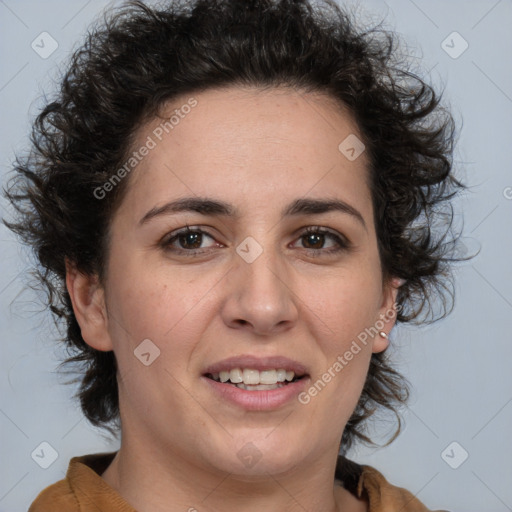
[139,196,367,229]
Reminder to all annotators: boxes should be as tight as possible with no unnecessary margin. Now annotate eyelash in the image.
[160,225,350,257]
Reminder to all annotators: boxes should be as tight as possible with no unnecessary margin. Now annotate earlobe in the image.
[372,330,389,353]
[65,259,113,352]
[372,277,402,354]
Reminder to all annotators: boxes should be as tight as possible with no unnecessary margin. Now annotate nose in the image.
[220,245,299,337]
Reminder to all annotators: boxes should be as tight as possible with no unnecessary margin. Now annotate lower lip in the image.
[202,376,309,411]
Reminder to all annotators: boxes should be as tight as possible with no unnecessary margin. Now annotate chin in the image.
[202,433,308,478]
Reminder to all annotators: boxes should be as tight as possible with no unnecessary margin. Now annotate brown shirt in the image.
[28,452,446,511]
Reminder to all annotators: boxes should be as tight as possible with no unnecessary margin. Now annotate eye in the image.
[292,226,350,256]
[160,226,220,255]
[159,225,350,257]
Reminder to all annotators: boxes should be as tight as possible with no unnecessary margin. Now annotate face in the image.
[71,86,398,478]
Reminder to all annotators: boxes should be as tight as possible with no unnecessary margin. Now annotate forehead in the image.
[119,86,372,220]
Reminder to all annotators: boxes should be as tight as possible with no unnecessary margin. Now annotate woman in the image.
[4,0,462,510]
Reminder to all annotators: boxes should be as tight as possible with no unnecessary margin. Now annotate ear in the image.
[372,276,404,354]
[65,258,113,352]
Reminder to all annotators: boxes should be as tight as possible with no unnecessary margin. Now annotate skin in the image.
[66,86,400,512]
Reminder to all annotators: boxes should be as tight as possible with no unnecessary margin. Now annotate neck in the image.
[101,434,366,512]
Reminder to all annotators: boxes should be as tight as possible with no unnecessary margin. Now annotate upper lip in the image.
[203,355,309,377]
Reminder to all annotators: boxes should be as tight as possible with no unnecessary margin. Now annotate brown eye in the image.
[176,231,203,250]
[293,227,350,256]
[302,231,326,249]
[161,226,218,254]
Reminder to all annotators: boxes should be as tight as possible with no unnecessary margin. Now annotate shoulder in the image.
[28,479,77,512]
[27,452,120,512]
[357,464,436,512]
[336,455,449,512]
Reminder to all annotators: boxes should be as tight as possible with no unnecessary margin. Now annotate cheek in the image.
[295,264,381,410]
[301,323,373,434]
[104,255,224,383]
[106,254,200,337]
[103,266,203,415]
[297,265,383,344]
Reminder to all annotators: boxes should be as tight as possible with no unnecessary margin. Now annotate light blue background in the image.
[1,1,511,511]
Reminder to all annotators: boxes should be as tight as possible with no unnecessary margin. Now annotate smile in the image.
[206,368,300,390]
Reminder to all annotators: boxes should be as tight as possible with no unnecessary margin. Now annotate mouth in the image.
[201,356,310,409]
[204,368,307,391]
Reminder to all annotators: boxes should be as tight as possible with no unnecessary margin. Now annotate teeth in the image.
[210,368,298,385]
[259,370,277,384]
[242,368,260,385]
[229,368,243,383]
[235,383,286,390]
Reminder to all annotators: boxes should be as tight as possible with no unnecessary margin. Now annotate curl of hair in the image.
[3,0,464,449]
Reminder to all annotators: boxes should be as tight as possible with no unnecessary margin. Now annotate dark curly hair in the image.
[3,0,464,450]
